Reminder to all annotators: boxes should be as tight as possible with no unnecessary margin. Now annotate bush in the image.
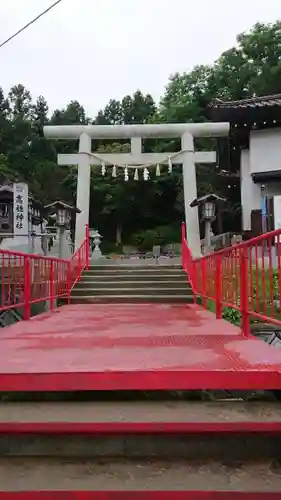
[101,241,123,255]
[130,224,180,251]
[222,307,240,325]
[131,229,162,251]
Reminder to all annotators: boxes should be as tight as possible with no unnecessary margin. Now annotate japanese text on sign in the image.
[13,183,28,237]
[15,194,24,229]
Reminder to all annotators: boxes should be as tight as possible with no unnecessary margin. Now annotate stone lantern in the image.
[45,201,80,259]
[90,228,104,261]
[190,194,226,254]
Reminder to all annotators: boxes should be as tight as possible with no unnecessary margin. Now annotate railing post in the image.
[49,260,55,311]
[192,260,197,304]
[181,222,186,269]
[67,262,71,305]
[240,247,250,336]
[202,259,207,308]
[215,255,222,319]
[23,256,31,320]
[78,249,82,277]
[85,224,90,270]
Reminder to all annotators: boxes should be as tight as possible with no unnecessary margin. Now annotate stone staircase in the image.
[70,264,194,303]
[1,398,281,493]
[2,262,281,494]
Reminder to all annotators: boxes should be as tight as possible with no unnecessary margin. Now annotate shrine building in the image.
[209,94,281,236]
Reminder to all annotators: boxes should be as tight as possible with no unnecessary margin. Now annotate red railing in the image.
[181,222,281,335]
[67,225,90,302]
[0,225,89,320]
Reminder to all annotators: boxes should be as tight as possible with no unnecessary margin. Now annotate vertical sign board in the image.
[13,183,29,241]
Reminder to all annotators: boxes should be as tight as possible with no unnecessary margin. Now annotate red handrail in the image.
[0,225,90,319]
[181,222,196,299]
[181,222,281,335]
[67,225,90,303]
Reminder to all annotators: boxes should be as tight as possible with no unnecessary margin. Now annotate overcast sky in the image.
[0,0,280,117]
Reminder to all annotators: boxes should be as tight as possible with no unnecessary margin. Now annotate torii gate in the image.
[44,123,229,256]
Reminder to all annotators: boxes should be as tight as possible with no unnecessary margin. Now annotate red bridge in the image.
[1,225,281,497]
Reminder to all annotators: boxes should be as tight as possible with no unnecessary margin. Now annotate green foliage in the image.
[222,307,240,325]
[208,269,281,327]
[131,229,162,251]
[131,224,180,251]
[100,241,123,256]
[95,90,156,125]
[0,154,16,183]
[0,21,280,244]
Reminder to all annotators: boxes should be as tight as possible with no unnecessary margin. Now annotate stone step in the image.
[75,280,190,289]
[72,287,193,296]
[0,458,279,492]
[81,273,188,281]
[88,265,182,270]
[1,400,280,428]
[69,294,194,304]
[0,401,280,461]
[0,401,280,492]
[84,268,185,276]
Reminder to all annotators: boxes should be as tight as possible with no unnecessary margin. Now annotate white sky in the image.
[0,0,280,117]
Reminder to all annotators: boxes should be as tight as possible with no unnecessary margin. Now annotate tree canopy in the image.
[0,21,280,247]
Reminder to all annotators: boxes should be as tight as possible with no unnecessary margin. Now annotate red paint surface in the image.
[1,492,281,499]
[1,422,281,435]
[1,303,281,391]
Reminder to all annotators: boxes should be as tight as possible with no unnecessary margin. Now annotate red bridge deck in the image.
[1,303,281,392]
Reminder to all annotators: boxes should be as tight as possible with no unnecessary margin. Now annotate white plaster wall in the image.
[250,128,281,174]
[240,149,262,230]
[274,195,281,230]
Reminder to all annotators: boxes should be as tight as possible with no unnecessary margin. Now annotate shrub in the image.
[130,224,180,251]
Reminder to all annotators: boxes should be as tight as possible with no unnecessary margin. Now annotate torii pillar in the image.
[76,132,92,248]
[44,123,229,257]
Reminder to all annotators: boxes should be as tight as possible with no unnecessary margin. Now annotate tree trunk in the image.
[116,223,122,246]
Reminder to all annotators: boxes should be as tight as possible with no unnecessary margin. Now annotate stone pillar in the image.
[131,137,142,156]
[241,149,261,231]
[181,132,201,257]
[75,133,92,249]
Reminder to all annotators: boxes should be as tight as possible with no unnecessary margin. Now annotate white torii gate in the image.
[44,123,229,257]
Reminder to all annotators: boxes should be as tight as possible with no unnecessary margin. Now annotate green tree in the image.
[5,85,33,182]
[212,22,281,100]
[0,88,12,157]
[32,96,49,134]
[122,90,156,124]
[8,84,32,119]
[159,65,214,124]
[95,99,123,125]
[51,100,89,126]
[95,90,156,125]
[0,154,16,183]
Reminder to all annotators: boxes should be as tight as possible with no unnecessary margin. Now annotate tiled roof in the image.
[209,94,281,109]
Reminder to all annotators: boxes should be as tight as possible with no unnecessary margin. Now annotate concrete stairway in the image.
[70,264,194,303]
[0,398,281,493]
